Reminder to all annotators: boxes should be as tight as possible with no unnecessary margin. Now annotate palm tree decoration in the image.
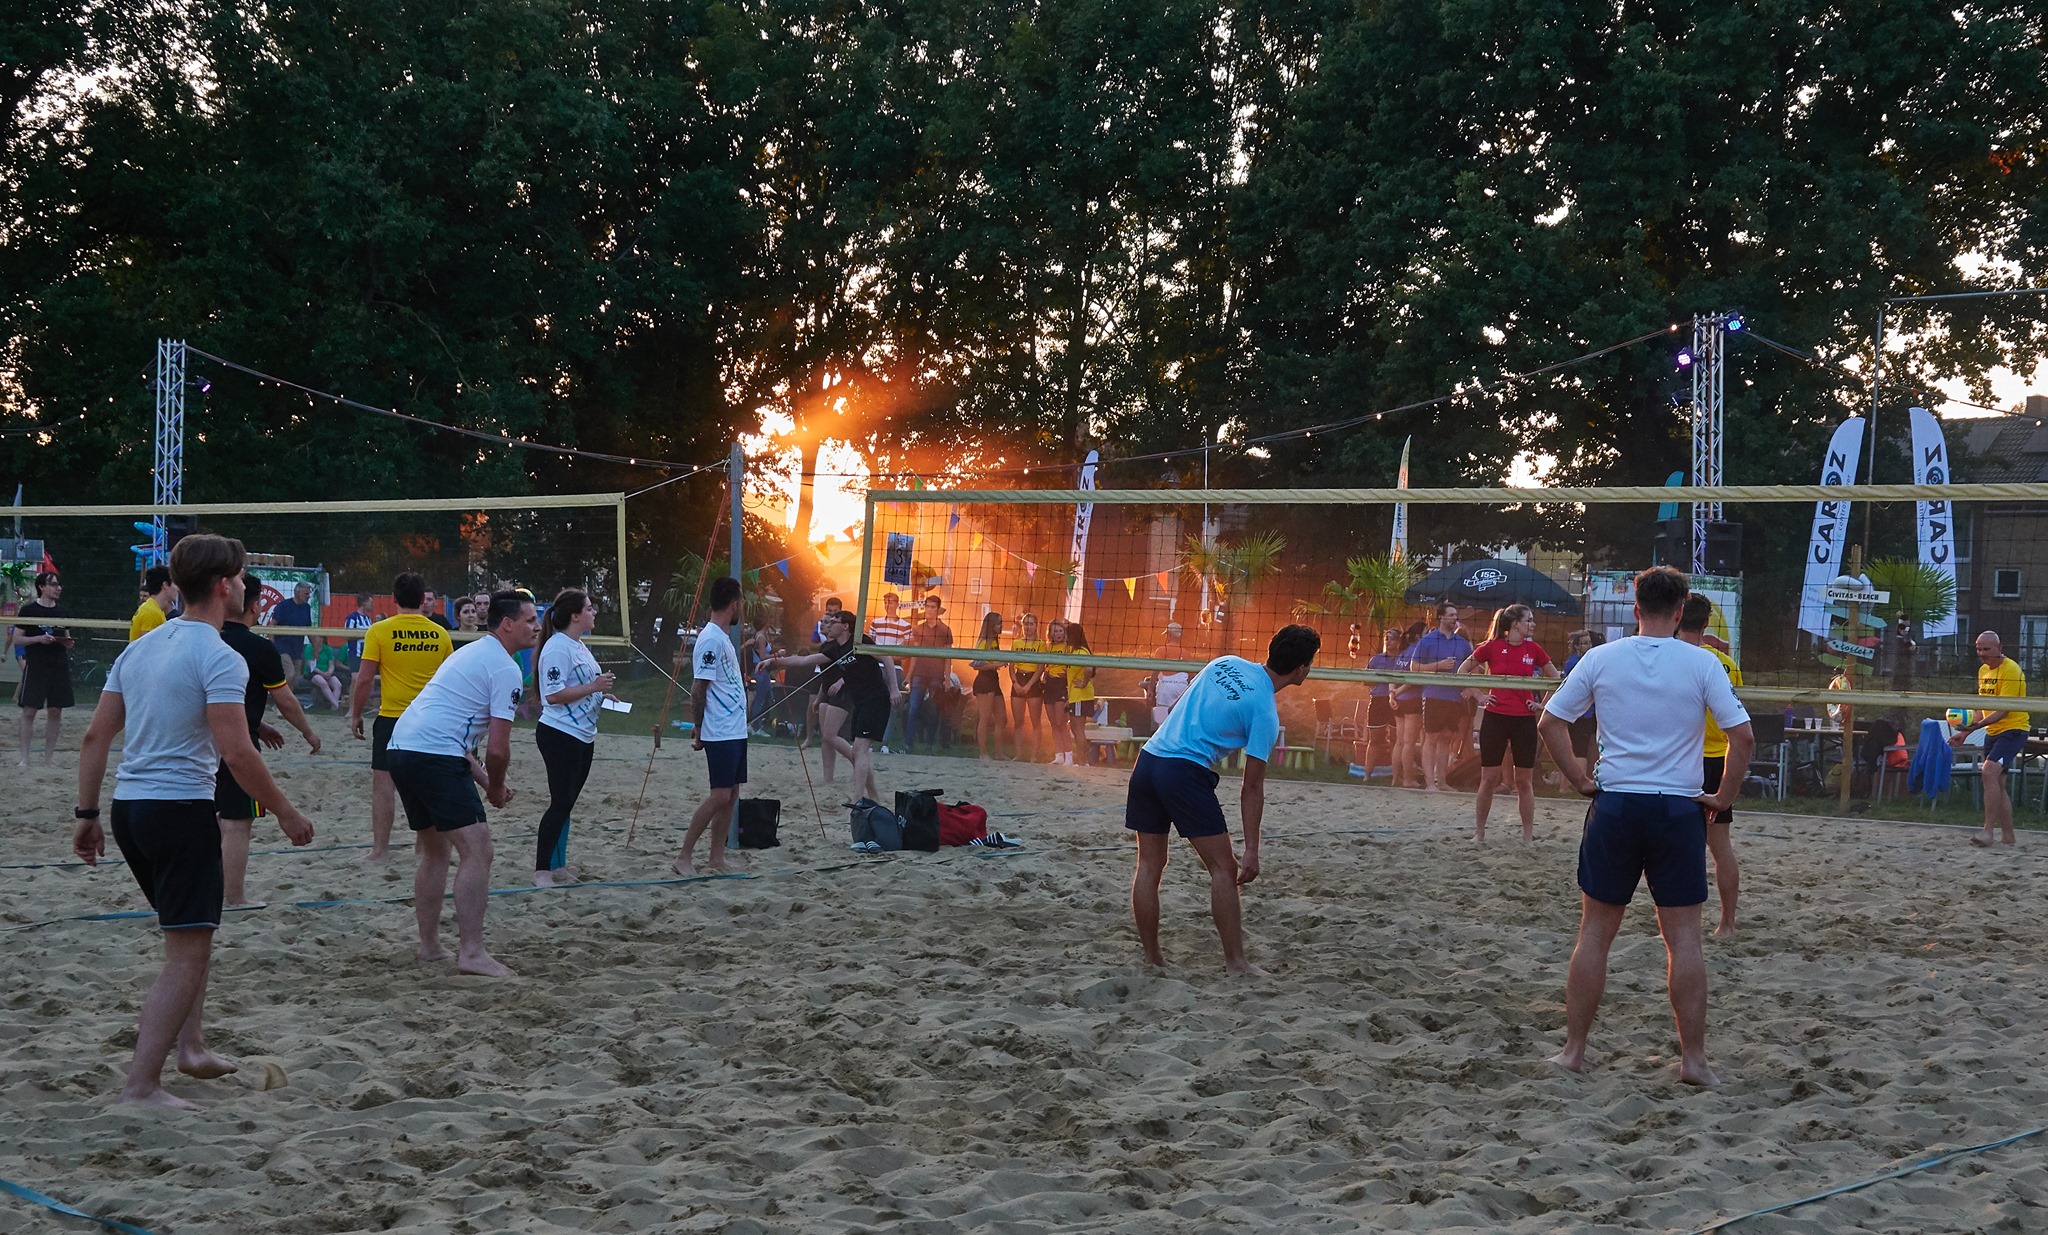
[1184,532,1285,646]
[0,560,30,604]
[663,550,777,628]
[1332,553,1422,636]
[1864,558,1957,628]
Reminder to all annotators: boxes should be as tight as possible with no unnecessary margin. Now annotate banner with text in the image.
[1798,416,1865,639]
[1908,406,1958,638]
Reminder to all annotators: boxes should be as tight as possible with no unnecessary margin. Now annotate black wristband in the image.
[74,807,100,820]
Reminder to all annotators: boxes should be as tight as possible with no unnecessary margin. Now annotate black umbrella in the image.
[1403,558,1582,616]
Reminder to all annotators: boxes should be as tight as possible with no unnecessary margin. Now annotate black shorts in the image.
[1366,696,1394,728]
[703,737,749,789]
[110,799,224,930]
[386,750,486,833]
[1124,751,1228,839]
[1010,673,1040,699]
[1577,792,1708,908]
[1423,698,1465,735]
[1568,715,1598,761]
[214,759,266,821]
[1478,711,1539,768]
[850,698,889,742]
[1042,677,1068,705]
[1701,755,1734,824]
[1393,694,1422,718]
[370,714,399,771]
[16,659,74,710]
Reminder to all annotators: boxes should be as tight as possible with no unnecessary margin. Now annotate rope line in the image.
[0,1176,158,1235]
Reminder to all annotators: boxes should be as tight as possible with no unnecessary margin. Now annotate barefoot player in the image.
[1125,624,1320,975]
[219,575,321,907]
[349,572,451,861]
[676,577,747,876]
[72,534,314,1110]
[385,591,536,978]
[1537,566,1751,1088]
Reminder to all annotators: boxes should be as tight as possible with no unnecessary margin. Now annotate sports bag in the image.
[737,798,782,850]
[849,798,903,851]
[895,788,943,853]
[937,800,988,847]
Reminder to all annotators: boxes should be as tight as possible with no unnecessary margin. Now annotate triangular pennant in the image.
[1066,574,1078,594]
[970,532,983,549]
[948,510,960,529]
[1155,571,1171,591]
[1123,577,1138,599]
[1094,578,1106,598]
[41,551,57,574]
[772,559,791,578]
[1024,561,1036,579]
[744,568,760,585]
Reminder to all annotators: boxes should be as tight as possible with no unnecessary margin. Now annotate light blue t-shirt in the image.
[105,618,250,800]
[1143,656,1280,767]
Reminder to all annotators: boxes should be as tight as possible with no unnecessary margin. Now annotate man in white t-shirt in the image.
[386,591,538,978]
[1126,624,1321,975]
[1538,566,1752,1088]
[677,577,748,875]
[71,534,314,1110]
[864,591,913,749]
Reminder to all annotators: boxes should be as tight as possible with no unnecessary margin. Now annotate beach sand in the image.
[8,711,2048,1233]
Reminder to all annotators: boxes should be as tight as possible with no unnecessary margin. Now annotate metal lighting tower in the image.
[152,338,187,564]
[1688,312,1737,574]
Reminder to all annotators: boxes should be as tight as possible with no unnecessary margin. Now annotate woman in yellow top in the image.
[1007,612,1048,761]
[1062,621,1097,767]
[966,611,1008,761]
[1043,618,1072,764]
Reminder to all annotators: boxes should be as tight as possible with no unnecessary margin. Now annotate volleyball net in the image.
[2,494,631,660]
[853,484,2048,719]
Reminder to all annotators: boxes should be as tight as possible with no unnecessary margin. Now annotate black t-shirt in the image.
[17,600,69,672]
[838,651,890,707]
[222,620,288,737]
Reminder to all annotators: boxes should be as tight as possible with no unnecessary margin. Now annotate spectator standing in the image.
[905,594,953,753]
[811,596,844,646]
[1009,612,1048,760]
[15,570,75,767]
[344,593,374,668]
[268,581,315,687]
[218,576,321,907]
[1953,630,2030,848]
[1560,630,1603,771]
[1413,602,1474,791]
[968,611,1007,761]
[422,588,451,630]
[1457,604,1557,843]
[864,591,914,749]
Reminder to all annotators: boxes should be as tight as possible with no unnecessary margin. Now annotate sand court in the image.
[8,712,2048,1233]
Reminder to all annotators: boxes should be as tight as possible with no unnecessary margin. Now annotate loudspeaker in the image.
[165,513,199,551]
[1703,521,1742,575]
[1651,518,1689,567]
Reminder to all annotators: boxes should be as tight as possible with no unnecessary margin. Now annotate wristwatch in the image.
[74,807,100,820]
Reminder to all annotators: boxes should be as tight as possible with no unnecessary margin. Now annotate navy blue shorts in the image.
[704,738,749,789]
[387,750,487,833]
[1124,751,1228,839]
[1985,730,2028,770]
[1576,791,1708,908]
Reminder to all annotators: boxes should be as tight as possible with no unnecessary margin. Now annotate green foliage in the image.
[1308,553,1421,634]
[1865,558,1958,626]
[663,550,776,628]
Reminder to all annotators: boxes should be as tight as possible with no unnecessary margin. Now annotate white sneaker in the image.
[880,745,892,755]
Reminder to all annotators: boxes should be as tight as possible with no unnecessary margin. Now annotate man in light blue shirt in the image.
[1126,624,1321,975]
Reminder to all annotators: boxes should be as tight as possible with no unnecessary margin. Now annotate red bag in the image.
[937,801,988,847]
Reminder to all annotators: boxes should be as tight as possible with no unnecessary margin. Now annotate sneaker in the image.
[880,745,892,755]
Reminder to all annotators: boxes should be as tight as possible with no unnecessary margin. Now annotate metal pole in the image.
[152,339,186,565]
[1839,545,1862,810]
[727,440,744,846]
[1864,303,1884,550]
[613,496,632,650]
[1690,314,1725,574]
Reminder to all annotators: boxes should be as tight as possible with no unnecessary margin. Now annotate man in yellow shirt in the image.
[127,565,178,641]
[1953,631,2031,847]
[1679,596,1743,937]
[348,572,452,861]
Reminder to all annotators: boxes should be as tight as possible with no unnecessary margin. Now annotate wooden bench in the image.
[1085,725,1136,765]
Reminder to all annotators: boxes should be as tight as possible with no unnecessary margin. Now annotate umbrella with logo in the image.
[1403,558,1582,615]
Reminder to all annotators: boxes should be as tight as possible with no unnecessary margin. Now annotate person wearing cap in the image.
[904,594,953,752]
[1148,622,1193,726]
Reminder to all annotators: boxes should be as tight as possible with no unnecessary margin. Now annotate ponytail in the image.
[543,588,590,663]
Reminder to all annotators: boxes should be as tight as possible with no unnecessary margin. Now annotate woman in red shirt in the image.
[1457,604,1559,842]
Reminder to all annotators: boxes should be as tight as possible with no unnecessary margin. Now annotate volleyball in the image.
[1947,708,1972,729]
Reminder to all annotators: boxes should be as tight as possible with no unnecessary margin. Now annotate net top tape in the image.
[870,483,2048,505]
[7,493,626,517]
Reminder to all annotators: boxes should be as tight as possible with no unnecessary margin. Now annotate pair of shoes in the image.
[849,840,883,854]
[970,832,1022,850]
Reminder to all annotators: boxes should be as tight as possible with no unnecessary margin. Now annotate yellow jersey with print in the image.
[129,598,167,642]
[1066,653,1096,703]
[1702,647,1743,759]
[1009,637,1046,675]
[363,614,453,717]
[1978,658,2030,736]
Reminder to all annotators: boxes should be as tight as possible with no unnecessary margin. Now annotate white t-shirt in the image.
[105,619,250,800]
[389,636,525,758]
[1143,656,1280,767]
[1543,635,1750,796]
[691,622,748,741]
[537,633,604,742]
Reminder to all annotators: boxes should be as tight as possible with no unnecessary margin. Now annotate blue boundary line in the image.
[1,842,378,872]
[0,1175,158,1235]
[1685,1125,2048,1233]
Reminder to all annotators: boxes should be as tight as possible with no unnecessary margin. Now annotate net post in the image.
[613,495,632,649]
[854,489,876,645]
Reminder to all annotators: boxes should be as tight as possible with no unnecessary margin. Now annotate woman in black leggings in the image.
[534,589,614,886]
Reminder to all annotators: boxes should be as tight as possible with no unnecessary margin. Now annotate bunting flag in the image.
[1094,578,1106,598]
[948,509,960,530]
[970,532,983,549]
[1123,577,1138,599]
[1024,561,1036,579]
[744,568,760,586]
[1155,570,1172,592]
[771,558,791,578]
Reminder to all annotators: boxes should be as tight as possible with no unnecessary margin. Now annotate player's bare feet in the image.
[672,857,695,877]
[456,952,515,978]
[1713,920,1738,938]
[532,871,554,888]
[1678,1058,1721,1088]
[175,1049,238,1080]
[1551,1045,1586,1073]
[1223,958,1268,977]
[365,849,392,865]
[225,899,267,910]
[415,944,450,963]
[119,1086,203,1111]
[549,867,579,885]
[1141,949,1167,968]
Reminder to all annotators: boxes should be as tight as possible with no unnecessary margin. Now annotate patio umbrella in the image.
[1403,558,1582,616]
